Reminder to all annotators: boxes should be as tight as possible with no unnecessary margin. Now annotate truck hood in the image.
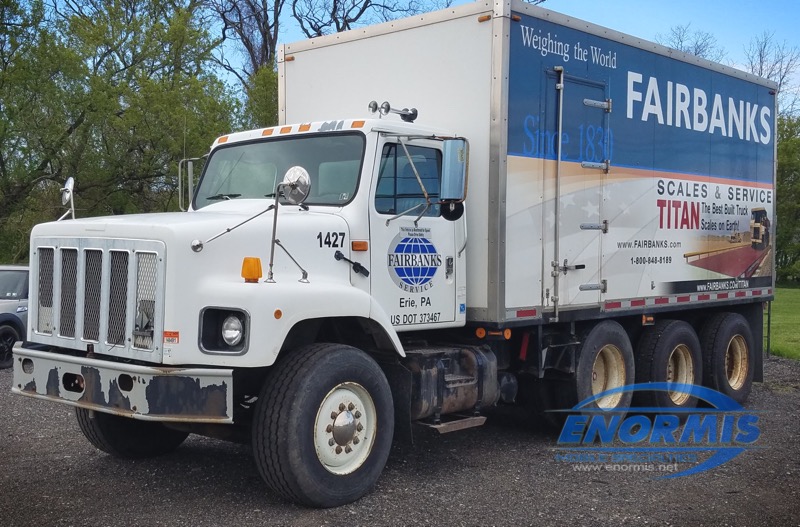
[29,200,352,283]
[31,200,313,239]
[31,201,348,243]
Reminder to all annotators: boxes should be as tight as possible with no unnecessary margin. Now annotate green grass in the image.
[768,287,800,360]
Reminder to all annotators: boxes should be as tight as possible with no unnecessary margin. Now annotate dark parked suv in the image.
[0,265,29,369]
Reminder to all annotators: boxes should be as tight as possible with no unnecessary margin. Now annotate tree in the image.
[206,0,284,127]
[775,115,800,283]
[291,0,450,38]
[208,0,283,83]
[744,31,800,115]
[655,23,726,63]
[740,33,800,283]
[0,0,238,263]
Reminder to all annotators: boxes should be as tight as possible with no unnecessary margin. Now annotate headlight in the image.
[221,315,244,346]
[200,308,249,354]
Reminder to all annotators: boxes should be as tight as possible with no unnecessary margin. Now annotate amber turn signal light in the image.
[242,257,263,283]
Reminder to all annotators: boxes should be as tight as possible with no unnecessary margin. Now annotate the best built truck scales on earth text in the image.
[12,1,775,507]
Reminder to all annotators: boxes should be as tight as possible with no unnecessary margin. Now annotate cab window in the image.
[375,144,441,217]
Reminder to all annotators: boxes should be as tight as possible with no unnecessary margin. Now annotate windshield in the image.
[0,270,28,300]
[193,133,365,209]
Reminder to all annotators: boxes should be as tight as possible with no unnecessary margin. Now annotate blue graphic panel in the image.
[507,12,775,185]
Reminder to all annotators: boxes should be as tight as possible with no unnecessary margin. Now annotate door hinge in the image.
[583,98,612,112]
[579,280,607,293]
[581,160,610,173]
[580,220,609,233]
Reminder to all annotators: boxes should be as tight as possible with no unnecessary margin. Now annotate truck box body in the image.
[280,0,777,325]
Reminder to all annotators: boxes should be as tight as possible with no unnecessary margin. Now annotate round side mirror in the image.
[281,166,311,205]
[61,177,75,206]
[441,201,464,221]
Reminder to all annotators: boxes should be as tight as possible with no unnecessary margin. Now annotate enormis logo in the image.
[554,383,761,478]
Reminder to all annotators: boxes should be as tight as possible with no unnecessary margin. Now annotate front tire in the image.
[75,409,189,459]
[252,343,394,508]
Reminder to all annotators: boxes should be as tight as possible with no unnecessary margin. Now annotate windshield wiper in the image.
[207,193,241,201]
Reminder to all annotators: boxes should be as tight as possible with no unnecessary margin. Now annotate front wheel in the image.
[75,409,189,459]
[252,343,394,508]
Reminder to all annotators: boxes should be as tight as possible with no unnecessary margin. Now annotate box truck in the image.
[13,0,775,507]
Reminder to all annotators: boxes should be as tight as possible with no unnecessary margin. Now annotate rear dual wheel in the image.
[635,320,702,410]
[700,312,754,404]
[524,321,634,428]
[574,321,635,411]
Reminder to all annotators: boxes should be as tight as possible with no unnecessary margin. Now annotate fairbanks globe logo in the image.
[387,227,442,293]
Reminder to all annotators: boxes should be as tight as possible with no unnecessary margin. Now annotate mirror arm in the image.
[266,187,283,282]
[384,202,425,226]
[275,239,309,283]
[190,203,275,253]
[413,203,432,227]
[398,139,431,205]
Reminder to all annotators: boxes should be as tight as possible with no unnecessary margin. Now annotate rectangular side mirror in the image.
[441,138,468,201]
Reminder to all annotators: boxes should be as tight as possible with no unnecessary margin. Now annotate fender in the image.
[268,281,405,359]
[173,278,405,368]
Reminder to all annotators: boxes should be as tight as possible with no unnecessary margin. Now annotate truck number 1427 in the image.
[317,232,345,248]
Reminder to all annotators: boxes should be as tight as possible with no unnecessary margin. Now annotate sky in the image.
[280,0,800,75]
[533,0,800,70]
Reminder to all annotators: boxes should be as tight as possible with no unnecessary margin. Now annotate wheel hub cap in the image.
[332,410,357,446]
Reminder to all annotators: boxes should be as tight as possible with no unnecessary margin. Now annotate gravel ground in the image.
[1,356,798,527]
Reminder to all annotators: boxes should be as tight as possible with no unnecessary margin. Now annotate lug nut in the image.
[331,411,338,419]
[328,438,335,446]
[353,437,360,445]
[339,403,346,411]
[345,446,352,453]
[354,411,361,419]
[356,423,363,432]
[348,403,355,411]
[326,425,333,433]
[335,446,343,454]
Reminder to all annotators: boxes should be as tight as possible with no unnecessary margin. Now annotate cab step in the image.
[417,414,487,434]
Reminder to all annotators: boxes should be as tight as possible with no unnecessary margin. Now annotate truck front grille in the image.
[31,238,166,363]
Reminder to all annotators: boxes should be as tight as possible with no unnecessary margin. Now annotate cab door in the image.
[369,139,463,329]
